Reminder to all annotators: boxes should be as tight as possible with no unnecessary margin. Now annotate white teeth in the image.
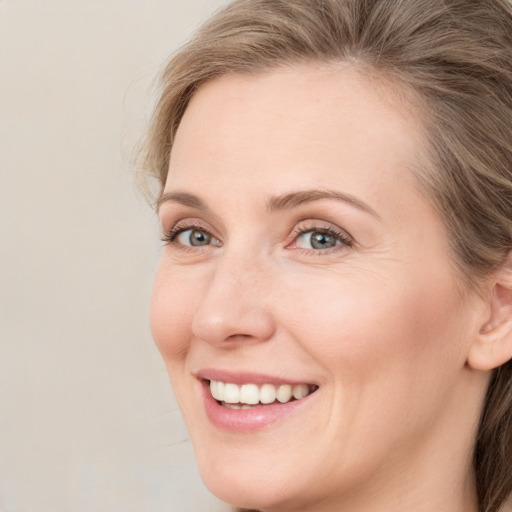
[223,383,240,404]
[210,380,225,400]
[292,384,309,400]
[210,380,219,400]
[276,384,292,403]
[240,384,260,405]
[208,380,316,406]
[259,383,276,404]
[223,403,255,410]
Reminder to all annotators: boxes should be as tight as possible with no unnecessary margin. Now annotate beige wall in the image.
[0,1,228,510]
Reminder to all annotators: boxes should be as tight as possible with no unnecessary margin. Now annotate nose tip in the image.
[191,265,276,346]
[192,301,276,346]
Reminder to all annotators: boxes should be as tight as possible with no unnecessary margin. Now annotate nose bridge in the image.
[191,249,275,345]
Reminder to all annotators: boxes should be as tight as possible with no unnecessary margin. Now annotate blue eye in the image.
[296,230,341,250]
[291,225,353,252]
[176,228,212,246]
[162,224,221,248]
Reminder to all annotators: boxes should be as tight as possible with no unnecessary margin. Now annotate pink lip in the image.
[196,368,316,386]
[196,370,318,432]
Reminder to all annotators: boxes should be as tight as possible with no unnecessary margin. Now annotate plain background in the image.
[0,1,229,510]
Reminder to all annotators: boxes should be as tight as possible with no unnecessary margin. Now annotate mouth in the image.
[197,370,320,431]
[208,379,319,409]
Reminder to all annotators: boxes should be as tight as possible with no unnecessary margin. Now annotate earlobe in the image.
[467,254,512,371]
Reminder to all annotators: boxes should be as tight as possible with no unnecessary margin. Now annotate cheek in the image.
[283,266,467,409]
[278,268,470,476]
[150,262,197,364]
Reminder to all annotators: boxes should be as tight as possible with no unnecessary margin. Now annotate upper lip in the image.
[196,368,318,387]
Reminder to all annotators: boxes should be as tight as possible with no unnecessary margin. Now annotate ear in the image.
[467,252,512,371]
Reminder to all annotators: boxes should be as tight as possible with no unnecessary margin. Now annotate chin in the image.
[191,436,337,512]
[194,449,286,508]
[200,472,298,512]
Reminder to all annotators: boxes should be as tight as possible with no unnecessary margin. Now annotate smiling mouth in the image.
[208,380,319,409]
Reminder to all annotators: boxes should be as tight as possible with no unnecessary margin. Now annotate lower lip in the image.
[201,380,316,432]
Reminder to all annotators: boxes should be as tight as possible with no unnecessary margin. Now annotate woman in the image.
[139,1,512,511]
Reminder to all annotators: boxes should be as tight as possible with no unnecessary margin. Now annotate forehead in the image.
[167,63,427,210]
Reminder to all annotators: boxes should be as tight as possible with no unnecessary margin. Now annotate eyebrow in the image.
[156,189,380,219]
[266,189,380,218]
[156,192,211,214]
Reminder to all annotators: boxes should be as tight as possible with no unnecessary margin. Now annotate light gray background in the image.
[0,1,229,511]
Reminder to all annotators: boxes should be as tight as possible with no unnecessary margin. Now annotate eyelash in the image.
[288,224,353,253]
[161,222,214,246]
[161,222,353,253]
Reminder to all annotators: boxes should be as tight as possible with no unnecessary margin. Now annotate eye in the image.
[288,224,353,253]
[296,230,340,250]
[176,228,213,247]
[161,222,221,248]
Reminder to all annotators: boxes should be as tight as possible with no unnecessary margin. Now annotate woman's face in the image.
[151,65,484,511]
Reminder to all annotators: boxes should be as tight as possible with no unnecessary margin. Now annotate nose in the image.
[191,255,276,346]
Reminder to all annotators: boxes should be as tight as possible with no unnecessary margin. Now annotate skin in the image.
[151,64,493,512]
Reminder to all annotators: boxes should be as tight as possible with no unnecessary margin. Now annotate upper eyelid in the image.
[160,219,219,247]
[168,224,219,244]
[295,227,351,241]
[164,218,215,235]
[290,220,354,240]
[290,227,353,249]
[158,205,225,235]
[286,220,356,255]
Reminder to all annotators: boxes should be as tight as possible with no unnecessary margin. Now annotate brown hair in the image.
[138,1,512,510]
